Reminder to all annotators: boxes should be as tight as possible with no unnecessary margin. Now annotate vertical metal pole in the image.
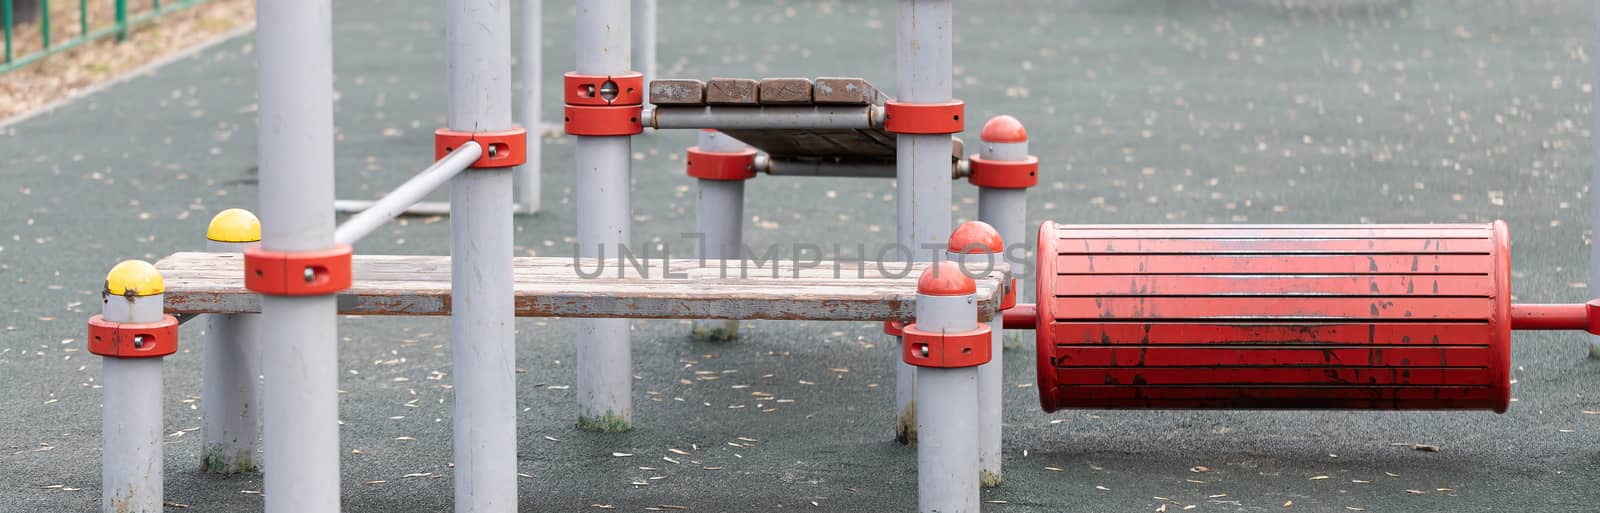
[946,221,1005,488]
[99,266,166,513]
[975,116,1032,310]
[631,0,655,86]
[515,0,542,214]
[4,0,13,64]
[114,0,126,41]
[912,267,981,513]
[38,0,47,49]
[255,0,339,511]
[893,0,954,445]
[448,0,518,510]
[1591,0,1600,358]
[691,130,746,341]
[575,0,634,431]
[201,210,263,474]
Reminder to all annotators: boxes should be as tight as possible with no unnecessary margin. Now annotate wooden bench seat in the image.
[154,252,1010,322]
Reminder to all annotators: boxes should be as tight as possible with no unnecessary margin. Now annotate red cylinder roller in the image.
[1033,221,1515,413]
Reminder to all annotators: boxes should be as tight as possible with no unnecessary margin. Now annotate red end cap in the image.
[980,115,1027,143]
[1586,300,1600,335]
[948,221,1003,254]
[918,261,976,296]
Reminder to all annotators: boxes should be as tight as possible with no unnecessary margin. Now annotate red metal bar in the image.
[1002,303,1035,330]
[1509,301,1600,333]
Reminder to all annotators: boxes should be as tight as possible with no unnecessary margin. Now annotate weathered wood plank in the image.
[648,79,706,105]
[705,78,760,105]
[154,253,1009,322]
[812,77,881,105]
[758,77,814,105]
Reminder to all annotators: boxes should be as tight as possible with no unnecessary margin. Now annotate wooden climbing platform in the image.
[649,76,909,163]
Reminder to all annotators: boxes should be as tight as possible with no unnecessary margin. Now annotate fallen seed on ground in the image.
[1406,489,1425,495]
[365,480,386,485]
[1310,476,1330,480]
[1044,466,1064,472]
[612,452,633,457]
[1283,501,1293,507]
[1190,466,1210,473]
[1095,485,1110,491]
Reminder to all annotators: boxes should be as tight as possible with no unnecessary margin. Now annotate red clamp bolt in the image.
[244,244,353,296]
[88,314,180,358]
[564,71,646,136]
[900,322,993,368]
[435,128,528,168]
[884,100,965,135]
[686,146,758,181]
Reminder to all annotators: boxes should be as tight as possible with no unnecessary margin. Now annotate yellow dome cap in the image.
[207,208,261,243]
[105,260,164,296]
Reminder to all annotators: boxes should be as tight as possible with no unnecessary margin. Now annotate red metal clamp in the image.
[884,100,965,135]
[88,314,179,358]
[900,322,992,368]
[967,154,1039,189]
[686,146,758,181]
[1000,277,1017,310]
[564,71,645,106]
[435,128,528,168]
[884,320,906,337]
[565,71,646,136]
[244,244,353,296]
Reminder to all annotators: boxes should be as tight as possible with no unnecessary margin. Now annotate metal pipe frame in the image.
[1591,0,1600,357]
[255,0,341,511]
[691,130,747,340]
[334,142,483,245]
[914,290,981,513]
[101,291,166,513]
[893,0,955,447]
[949,249,1004,488]
[757,155,964,179]
[574,0,636,431]
[516,0,543,213]
[201,238,263,475]
[645,105,883,130]
[447,0,519,510]
[632,0,656,87]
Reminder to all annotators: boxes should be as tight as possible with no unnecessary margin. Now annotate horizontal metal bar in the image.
[333,200,537,216]
[756,155,965,179]
[644,105,884,130]
[334,142,482,245]
[1510,302,1600,333]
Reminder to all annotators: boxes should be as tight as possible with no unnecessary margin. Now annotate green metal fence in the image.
[2,0,208,74]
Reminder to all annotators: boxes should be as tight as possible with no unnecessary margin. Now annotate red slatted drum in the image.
[1034,221,1511,413]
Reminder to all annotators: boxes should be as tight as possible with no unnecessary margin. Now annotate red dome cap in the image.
[918,261,977,296]
[947,221,1003,254]
[980,115,1027,143]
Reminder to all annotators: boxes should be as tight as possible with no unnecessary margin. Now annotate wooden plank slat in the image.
[812,77,880,105]
[648,79,706,105]
[153,252,1008,322]
[706,78,760,105]
[758,77,814,105]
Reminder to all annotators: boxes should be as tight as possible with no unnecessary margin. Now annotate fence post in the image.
[114,0,126,41]
[89,260,179,513]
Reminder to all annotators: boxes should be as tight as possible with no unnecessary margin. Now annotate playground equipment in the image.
[1002,221,1600,414]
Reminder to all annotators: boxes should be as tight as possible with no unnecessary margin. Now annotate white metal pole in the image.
[975,115,1033,313]
[946,221,1005,488]
[516,0,543,214]
[631,0,656,88]
[1591,0,1600,358]
[911,265,981,513]
[448,0,519,510]
[692,130,747,340]
[201,209,263,474]
[98,263,167,513]
[575,0,635,431]
[335,143,483,245]
[893,0,955,446]
[255,0,340,511]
